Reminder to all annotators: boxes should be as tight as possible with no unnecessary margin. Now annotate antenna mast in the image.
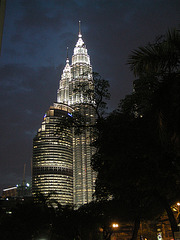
[78,20,82,37]
[22,163,26,186]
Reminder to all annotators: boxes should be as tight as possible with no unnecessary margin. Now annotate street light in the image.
[177,202,180,218]
[177,202,180,228]
[112,223,119,228]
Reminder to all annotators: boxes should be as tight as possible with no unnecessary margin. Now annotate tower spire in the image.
[78,20,82,38]
[66,47,69,63]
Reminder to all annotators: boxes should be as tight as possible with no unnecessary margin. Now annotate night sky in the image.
[0,0,179,194]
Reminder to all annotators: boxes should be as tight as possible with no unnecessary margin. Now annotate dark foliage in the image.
[92,29,180,239]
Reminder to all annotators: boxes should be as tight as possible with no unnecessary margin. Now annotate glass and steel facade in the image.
[57,26,97,207]
[72,104,96,206]
[32,104,74,205]
[32,24,96,207]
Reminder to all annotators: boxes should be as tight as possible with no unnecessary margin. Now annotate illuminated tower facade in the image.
[32,104,74,205]
[32,22,96,207]
[57,22,96,207]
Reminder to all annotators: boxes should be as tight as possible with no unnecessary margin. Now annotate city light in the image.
[3,186,17,191]
[68,112,72,117]
[112,223,119,228]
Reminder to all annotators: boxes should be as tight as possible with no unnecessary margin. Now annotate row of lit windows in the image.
[34,160,72,165]
[33,149,72,155]
[33,179,72,184]
[40,134,72,139]
[35,138,72,143]
[34,188,73,194]
[33,151,72,157]
[34,166,72,171]
[42,126,72,132]
[33,184,73,189]
[33,165,72,172]
[33,161,72,165]
[33,151,72,156]
[33,156,72,161]
[33,181,73,185]
[33,174,73,179]
[36,142,70,148]
[38,146,72,151]
[33,194,72,200]
[33,153,72,158]
[33,152,72,159]
[35,137,72,142]
[33,186,72,190]
[33,145,72,150]
[33,165,72,170]
[33,164,72,169]
[33,167,72,173]
[33,158,72,163]
[33,182,73,187]
[33,188,72,193]
[33,189,73,195]
[34,186,73,191]
[33,178,72,183]
[34,141,72,147]
[40,129,72,135]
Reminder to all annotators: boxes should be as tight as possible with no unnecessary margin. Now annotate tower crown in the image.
[61,47,70,75]
[57,21,93,105]
[62,57,70,75]
[72,22,90,65]
[75,37,84,48]
[76,21,84,47]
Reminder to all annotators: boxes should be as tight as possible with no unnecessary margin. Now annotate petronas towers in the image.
[32,23,96,208]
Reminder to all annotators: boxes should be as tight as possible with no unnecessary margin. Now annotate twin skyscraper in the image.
[32,22,96,208]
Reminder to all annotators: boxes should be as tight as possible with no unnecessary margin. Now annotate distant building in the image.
[32,22,96,207]
[2,183,31,198]
[0,0,6,55]
[2,186,17,198]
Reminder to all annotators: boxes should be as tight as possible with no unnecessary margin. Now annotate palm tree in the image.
[127,28,180,238]
[128,28,180,154]
[128,29,180,76]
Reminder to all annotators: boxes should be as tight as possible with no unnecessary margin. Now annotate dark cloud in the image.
[0,63,60,112]
[14,0,78,33]
[0,63,61,192]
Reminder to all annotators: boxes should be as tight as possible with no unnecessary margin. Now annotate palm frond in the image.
[128,29,180,77]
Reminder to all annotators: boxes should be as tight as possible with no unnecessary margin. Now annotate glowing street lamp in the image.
[177,202,180,225]
[177,202,180,216]
[112,223,119,228]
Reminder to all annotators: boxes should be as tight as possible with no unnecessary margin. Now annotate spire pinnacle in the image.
[66,47,69,63]
[67,47,69,59]
[78,20,82,38]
